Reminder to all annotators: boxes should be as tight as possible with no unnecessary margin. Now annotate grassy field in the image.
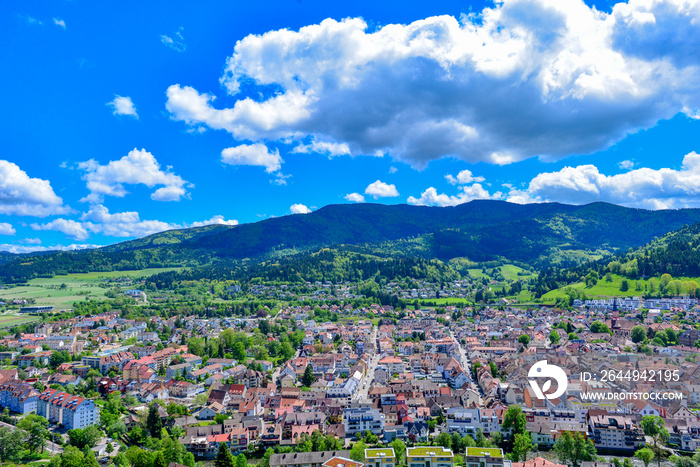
[0,268,181,309]
[0,313,40,329]
[543,273,700,300]
[468,264,536,282]
[467,268,488,279]
[498,264,536,281]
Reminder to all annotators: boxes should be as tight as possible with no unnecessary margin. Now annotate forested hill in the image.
[592,221,700,279]
[4,200,700,282]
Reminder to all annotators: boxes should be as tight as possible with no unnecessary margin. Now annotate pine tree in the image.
[302,365,316,387]
[146,404,163,439]
[215,442,235,467]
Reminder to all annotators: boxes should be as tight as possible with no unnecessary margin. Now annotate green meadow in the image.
[0,313,41,329]
[542,273,700,300]
[0,268,181,310]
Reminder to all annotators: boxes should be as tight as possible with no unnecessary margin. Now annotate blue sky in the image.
[2,0,700,252]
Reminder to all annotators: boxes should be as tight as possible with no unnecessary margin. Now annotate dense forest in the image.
[144,248,459,289]
[528,222,700,298]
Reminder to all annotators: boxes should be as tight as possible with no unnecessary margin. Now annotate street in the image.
[449,329,483,395]
[355,324,379,401]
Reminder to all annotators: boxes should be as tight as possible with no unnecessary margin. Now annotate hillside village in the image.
[1,293,700,467]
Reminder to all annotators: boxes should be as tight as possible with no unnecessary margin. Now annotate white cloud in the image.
[30,206,240,242]
[19,15,42,26]
[161,27,186,52]
[151,185,186,202]
[506,152,700,209]
[0,223,15,236]
[31,219,90,241]
[107,95,138,118]
[290,203,312,214]
[166,84,311,141]
[80,204,178,238]
[221,143,282,173]
[0,160,69,217]
[53,18,66,29]
[292,139,351,156]
[0,243,99,254]
[365,180,399,199]
[618,160,635,170]
[21,238,41,244]
[78,148,191,203]
[407,184,499,207]
[344,193,366,203]
[165,2,700,167]
[189,215,238,228]
[446,169,486,185]
[389,166,398,174]
[271,173,292,185]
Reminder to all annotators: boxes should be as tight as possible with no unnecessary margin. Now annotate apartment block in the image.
[365,448,396,467]
[407,447,454,467]
[37,389,99,430]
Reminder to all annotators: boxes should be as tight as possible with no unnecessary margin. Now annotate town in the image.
[1,280,699,467]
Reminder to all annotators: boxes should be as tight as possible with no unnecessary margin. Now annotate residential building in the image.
[17,351,52,368]
[344,406,386,437]
[0,380,39,414]
[43,335,77,352]
[365,448,396,467]
[37,389,100,429]
[587,412,644,451]
[270,451,352,467]
[407,447,454,467]
[465,448,505,467]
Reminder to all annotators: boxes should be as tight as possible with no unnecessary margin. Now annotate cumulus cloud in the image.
[506,152,700,209]
[618,160,635,169]
[408,184,499,206]
[344,193,366,203]
[166,85,310,141]
[189,215,238,227]
[53,18,66,29]
[78,148,191,203]
[165,1,700,167]
[107,95,138,118]
[79,204,178,238]
[29,207,240,241]
[161,27,186,52]
[221,143,282,173]
[290,203,311,214]
[365,180,399,199]
[31,219,90,241]
[445,169,486,185]
[0,223,16,236]
[389,167,398,174]
[0,160,69,217]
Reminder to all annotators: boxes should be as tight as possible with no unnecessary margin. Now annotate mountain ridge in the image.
[4,200,700,282]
